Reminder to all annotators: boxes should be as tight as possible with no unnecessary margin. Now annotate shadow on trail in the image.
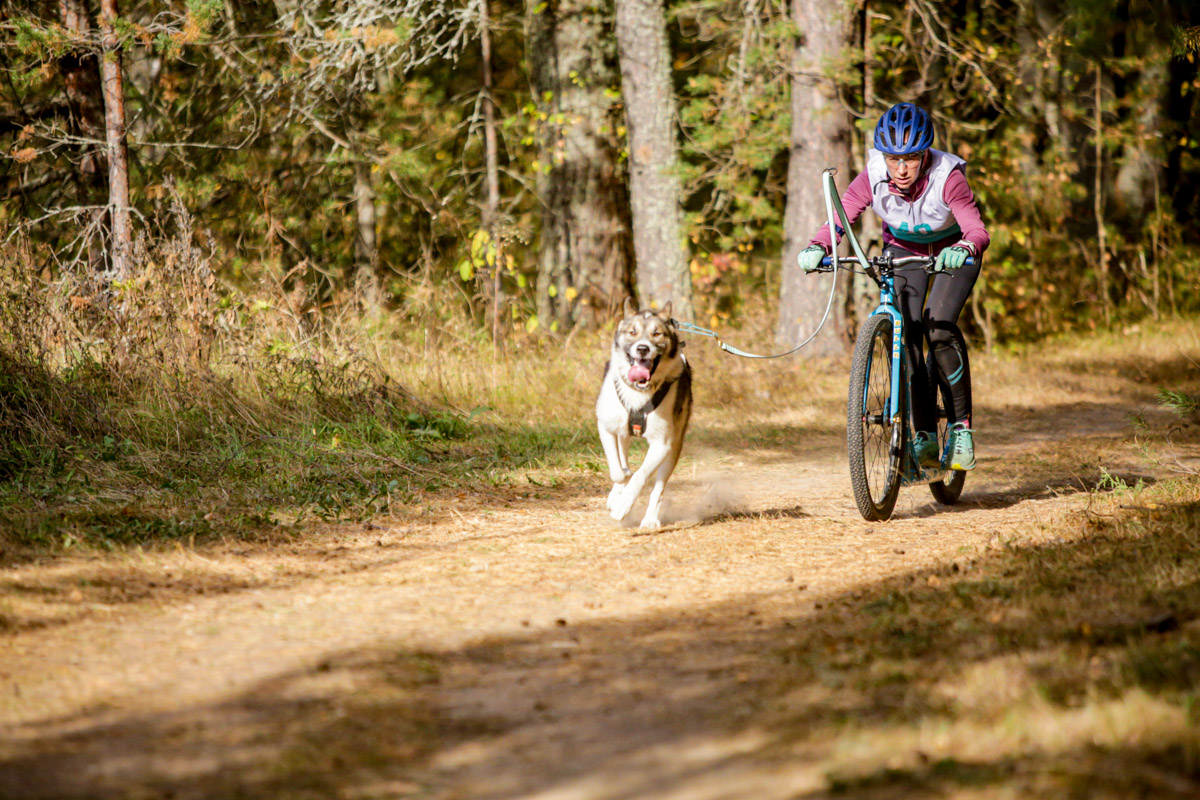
[1058,351,1200,391]
[4,498,1200,799]
[708,504,810,522]
[922,471,1160,516]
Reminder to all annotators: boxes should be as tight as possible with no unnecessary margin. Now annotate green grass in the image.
[0,347,595,554]
[1158,388,1200,418]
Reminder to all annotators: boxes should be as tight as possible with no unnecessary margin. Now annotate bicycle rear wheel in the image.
[928,333,970,504]
[848,314,906,521]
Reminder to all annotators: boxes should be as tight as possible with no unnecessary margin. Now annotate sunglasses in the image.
[884,151,927,165]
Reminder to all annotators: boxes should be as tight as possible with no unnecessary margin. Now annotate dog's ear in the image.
[623,296,635,318]
[660,301,673,321]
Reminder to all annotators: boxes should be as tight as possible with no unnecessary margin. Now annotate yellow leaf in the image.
[470,229,490,261]
[565,286,578,301]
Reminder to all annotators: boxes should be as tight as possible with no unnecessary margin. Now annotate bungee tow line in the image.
[671,167,857,361]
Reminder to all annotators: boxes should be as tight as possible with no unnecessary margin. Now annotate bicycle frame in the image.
[856,257,933,487]
[869,263,935,487]
[820,169,971,487]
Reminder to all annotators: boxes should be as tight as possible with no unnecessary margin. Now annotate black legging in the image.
[886,244,979,433]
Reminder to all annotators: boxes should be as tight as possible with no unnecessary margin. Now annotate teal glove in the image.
[797,245,826,274]
[934,246,970,272]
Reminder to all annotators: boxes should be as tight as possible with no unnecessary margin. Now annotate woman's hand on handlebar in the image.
[933,245,972,272]
[797,245,827,273]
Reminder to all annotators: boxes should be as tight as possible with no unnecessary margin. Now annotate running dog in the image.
[595,298,692,528]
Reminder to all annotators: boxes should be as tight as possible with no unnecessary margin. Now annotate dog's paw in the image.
[638,513,662,529]
[606,483,624,512]
[609,488,636,522]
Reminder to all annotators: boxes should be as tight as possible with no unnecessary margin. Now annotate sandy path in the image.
[0,390,1164,799]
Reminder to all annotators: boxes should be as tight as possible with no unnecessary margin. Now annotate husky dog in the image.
[595,298,693,529]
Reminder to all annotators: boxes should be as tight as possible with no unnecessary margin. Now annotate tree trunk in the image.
[353,159,378,276]
[614,0,693,319]
[98,0,132,280]
[528,0,634,329]
[851,2,881,329]
[776,0,853,355]
[480,0,503,339]
[58,0,107,271]
[1114,55,1167,228]
[1093,60,1110,325]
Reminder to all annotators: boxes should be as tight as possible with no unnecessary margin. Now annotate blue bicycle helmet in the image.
[874,103,934,155]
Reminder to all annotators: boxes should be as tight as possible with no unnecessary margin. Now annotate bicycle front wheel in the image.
[847,314,906,521]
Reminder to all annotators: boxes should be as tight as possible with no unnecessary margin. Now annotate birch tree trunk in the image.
[98,0,132,280]
[776,0,853,355]
[528,0,634,329]
[614,0,693,319]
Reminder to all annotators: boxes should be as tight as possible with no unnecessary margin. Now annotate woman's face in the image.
[884,151,927,190]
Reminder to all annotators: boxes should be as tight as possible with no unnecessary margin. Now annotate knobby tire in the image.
[848,314,905,521]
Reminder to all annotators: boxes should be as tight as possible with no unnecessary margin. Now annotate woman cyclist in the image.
[798,102,989,471]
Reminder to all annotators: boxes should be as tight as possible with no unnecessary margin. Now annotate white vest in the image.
[866,148,966,244]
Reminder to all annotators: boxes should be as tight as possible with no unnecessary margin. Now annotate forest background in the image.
[0,0,1199,543]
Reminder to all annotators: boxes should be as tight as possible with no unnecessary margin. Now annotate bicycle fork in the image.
[863,307,945,487]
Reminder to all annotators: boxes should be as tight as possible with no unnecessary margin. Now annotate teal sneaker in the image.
[912,431,941,468]
[948,423,976,471]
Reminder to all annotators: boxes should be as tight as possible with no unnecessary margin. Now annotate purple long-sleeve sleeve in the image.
[940,170,989,255]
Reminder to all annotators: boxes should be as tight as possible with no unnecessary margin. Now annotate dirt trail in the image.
[0,373,1177,799]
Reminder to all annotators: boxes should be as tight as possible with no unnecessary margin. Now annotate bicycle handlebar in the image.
[815,254,975,272]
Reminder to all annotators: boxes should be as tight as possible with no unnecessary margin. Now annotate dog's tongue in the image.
[628,363,652,384]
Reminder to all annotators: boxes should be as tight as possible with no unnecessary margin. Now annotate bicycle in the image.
[816,169,974,521]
